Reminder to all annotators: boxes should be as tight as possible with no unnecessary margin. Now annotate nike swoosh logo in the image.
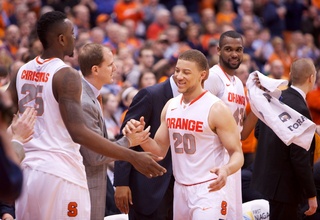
[202,207,213,211]
[171,108,177,111]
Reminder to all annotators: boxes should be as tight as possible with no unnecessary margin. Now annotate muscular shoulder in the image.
[208,100,234,130]
[52,67,82,101]
[204,66,224,96]
[210,100,231,115]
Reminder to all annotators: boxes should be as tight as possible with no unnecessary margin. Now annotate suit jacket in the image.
[0,139,23,202]
[80,79,112,220]
[114,78,174,215]
[251,87,316,204]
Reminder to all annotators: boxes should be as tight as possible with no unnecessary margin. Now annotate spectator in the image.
[233,0,262,34]
[119,86,138,123]
[137,70,157,90]
[185,23,205,54]
[105,22,122,54]
[146,8,170,40]
[90,26,106,44]
[252,28,274,71]
[102,92,122,140]
[0,64,9,91]
[283,0,307,44]
[0,24,20,64]
[170,5,190,41]
[71,4,91,36]
[268,36,292,78]
[215,0,237,27]
[262,0,286,38]
[199,7,215,25]
[137,46,155,74]
[113,0,144,26]
[163,25,180,59]
[301,5,320,48]
[0,1,10,40]
[142,0,166,28]
[122,19,144,51]
[303,33,320,63]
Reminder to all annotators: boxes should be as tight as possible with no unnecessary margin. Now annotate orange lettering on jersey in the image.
[227,92,245,106]
[167,118,203,132]
[67,202,78,217]
[21,70,50,82]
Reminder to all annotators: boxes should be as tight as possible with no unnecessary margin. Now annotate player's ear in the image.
[201,70,208,81]
[58,34,65,46]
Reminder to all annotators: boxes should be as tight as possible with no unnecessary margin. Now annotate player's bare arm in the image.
[241,111,258,140]
[53,67,166,178]
[208,100,244,192]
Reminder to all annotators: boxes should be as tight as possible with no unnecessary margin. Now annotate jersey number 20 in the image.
[173,132,196,154]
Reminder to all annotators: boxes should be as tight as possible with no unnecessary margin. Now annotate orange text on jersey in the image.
[227,92,245,106]
[167,118,204,132]
[21,70,50,83]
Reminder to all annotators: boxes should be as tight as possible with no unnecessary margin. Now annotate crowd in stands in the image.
[0,0,320,219]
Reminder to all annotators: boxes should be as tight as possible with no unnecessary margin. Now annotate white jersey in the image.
[166,91,227,185]
[204,65,246,132]
[205,64,245,219]
[16,56,87,188]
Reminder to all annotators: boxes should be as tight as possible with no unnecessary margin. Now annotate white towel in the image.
[246,71,316,151]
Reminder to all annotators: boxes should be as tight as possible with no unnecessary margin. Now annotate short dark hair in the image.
[37,11,67,50]
[78,43,104,76]
[178,49,209,72]
[219,30,243,47]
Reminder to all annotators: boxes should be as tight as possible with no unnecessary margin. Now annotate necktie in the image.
[97,94,103,108]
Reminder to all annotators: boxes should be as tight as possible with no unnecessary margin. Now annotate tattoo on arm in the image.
[59,70,83,124]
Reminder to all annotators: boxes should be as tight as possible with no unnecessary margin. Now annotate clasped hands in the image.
[123,116,150,147]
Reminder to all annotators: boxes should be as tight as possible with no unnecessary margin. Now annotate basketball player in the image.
[204,30,258,219]
[123,49,244,219]
[7,11,166,219]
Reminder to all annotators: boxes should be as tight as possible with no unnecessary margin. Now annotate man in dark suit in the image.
[251,58,318,219]
[114,76,179,219]
[78,43,154,220]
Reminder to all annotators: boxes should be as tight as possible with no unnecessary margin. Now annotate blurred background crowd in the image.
[0,0,319,140]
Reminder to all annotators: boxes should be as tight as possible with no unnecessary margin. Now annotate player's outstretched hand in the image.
[114,186,132,214]
[208,167,228,192]
[131,151,166,178]
[9,107,37,143]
